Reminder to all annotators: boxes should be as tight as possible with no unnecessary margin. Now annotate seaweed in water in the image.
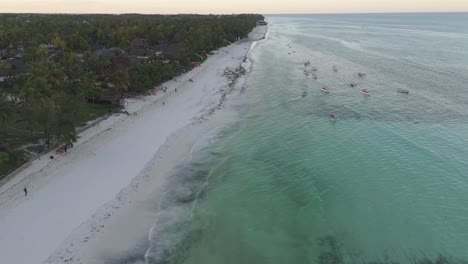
[318,235,344,264]
[316,235,467,264]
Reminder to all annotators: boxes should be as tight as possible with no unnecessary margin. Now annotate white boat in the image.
[360,88,370,95]
[321,86,329,93]
[329,114,336,122]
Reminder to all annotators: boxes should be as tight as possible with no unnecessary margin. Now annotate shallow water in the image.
[147,13,468,264]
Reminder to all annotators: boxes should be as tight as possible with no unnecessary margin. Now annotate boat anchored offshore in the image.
[398,89,409,94]
[333,65,338,72]
[357,72,366,78]
[321,85,329,93]
[360,88,370,95]
[329,114,336,122]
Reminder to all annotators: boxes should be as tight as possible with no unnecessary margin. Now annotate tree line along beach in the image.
[0,14,264,178]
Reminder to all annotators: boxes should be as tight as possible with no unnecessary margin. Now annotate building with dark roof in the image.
[155,43,186,59]
[7,58,28,76]
[94,47,126,57]
[130,39,153,58]
[130,39,151,49]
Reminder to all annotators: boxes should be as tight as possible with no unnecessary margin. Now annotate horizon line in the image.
[1,11,467,16]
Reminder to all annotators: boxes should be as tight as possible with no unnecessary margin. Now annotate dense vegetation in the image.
[0,13,263,178]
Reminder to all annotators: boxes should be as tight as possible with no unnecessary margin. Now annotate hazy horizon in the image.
[2,0,468,15]
[1,11,468,16]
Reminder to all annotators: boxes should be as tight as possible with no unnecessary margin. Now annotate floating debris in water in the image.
[357,72,366,78]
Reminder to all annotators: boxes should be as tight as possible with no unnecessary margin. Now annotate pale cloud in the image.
[1,0,468,14]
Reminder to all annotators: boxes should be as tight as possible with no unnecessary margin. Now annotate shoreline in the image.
[51,29,266,263]
[0,25,267,264]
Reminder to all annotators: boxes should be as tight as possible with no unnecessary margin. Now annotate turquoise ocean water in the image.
[144,13,468,264]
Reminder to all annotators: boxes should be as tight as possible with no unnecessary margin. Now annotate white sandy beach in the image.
[0,25,267,264]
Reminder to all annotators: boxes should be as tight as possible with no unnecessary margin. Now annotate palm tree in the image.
[111,69,129,96]
[0,96,14,125]
[82,72,100,103]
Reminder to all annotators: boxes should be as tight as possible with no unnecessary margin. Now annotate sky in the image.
[1,0,468,14]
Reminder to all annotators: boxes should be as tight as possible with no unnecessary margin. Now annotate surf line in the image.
[189,125,223,161]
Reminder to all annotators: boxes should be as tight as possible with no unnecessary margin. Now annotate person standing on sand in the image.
[24,187,27,196]
[163,101,165,106]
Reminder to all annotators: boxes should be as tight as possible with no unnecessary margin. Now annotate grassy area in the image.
[77,103,121,126]
[0,118,38,178]
[0,152,27,179]
[0,102,120,180]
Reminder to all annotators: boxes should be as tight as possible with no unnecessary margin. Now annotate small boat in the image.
[304,70,309,75]
[333,65,338,72]
[360,88,370,95]
[321,85,329,93]
[304,61,311,66]
[311,66,317,72]
[357,72,366,78]
[312,74,318,80]
[329,114,336,122]
[398,89,409,94]
[350,82,357,87]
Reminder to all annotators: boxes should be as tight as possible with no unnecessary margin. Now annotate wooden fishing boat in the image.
[398,89,409,94]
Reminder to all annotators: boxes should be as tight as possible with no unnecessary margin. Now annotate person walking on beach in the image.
[163,101,165,106]
[23,187,27,196]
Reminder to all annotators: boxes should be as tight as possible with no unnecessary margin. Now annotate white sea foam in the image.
[189,126,223,161]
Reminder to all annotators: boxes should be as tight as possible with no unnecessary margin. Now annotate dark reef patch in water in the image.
[316,235,467,264]
[301,105,468,124]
